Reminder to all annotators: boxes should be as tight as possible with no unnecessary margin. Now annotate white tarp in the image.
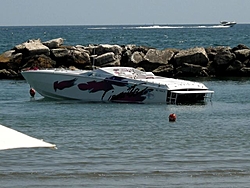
[0,124,56,150]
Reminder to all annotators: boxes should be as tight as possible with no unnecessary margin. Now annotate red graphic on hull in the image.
[54,78,77,91]
[53,76,154,103]
[110,86,154,103]
[78,76,128,100]
[78,80,114,92]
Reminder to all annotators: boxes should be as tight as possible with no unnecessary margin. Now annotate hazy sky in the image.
[0,0,248,26]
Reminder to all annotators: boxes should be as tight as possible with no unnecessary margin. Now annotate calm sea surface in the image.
[1,24,250,187]
[1,24,250,52]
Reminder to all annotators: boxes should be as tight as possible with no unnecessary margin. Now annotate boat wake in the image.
[87,25,233,30]
[132,25,231,29]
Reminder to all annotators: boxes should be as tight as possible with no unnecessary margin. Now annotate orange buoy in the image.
[29,88,36,97]
[169,113,176,122]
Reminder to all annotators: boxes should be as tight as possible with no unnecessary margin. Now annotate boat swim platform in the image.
[167,90,214,104]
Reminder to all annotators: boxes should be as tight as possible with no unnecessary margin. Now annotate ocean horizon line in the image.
[0,22,248,28]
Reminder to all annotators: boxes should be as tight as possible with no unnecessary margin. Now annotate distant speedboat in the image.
[21,67,214,104]
[220,21,236,27]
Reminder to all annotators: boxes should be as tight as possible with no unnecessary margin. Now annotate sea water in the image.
[0,78,250,187]
[1,24,250,52]
[0,24,250,187]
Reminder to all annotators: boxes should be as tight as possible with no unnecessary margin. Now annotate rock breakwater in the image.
[1,38,250,79]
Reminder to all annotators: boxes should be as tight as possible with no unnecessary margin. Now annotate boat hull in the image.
[22,67,214,104]
[220,21,236,27]
[22,70,167,103]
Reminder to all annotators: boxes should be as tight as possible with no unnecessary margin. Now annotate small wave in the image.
[1,169,249,179]
[87,27,113,30]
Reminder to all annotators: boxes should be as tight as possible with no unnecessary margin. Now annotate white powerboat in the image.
[220,21,236,27]
[21,67,214,104]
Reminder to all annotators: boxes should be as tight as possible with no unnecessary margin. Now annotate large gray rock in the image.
[130,51,145,64]
[51,47,90,67]
[174,47,209,66]
[0,50,15,69]
[71,49,90,65]
[22,54,56,69]
[226,60,244,75]
[0,50,15,60]
[95,52,116,66]
[232,44,250,51]
[43,38,64,49]
[0,69,18,79]
[152,64,174,77]
[0,50,22,70]
[51,48,70,58]
[145,49,174,65]
[214,49,235,66]
[15,39,50,56]
[93,44,123,56]
[176,63,209,77]
[234,49,250,61]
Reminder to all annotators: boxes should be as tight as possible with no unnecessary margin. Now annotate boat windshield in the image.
[98,67,155,79]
